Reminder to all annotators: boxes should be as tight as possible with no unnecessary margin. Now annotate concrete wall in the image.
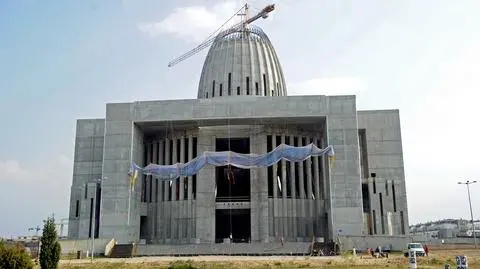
[339,235,413,251]
[326,96,364,237]
[68,119,105,239]
[59,238,111,255]
[357,110,409,236]
[99,103,145,244]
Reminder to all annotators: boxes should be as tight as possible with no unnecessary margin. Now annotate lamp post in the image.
[28,225,41,262]
[90,177,107,262]
[458,180,477,249]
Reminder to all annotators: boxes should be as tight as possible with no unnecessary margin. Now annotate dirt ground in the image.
[59,248,479,269]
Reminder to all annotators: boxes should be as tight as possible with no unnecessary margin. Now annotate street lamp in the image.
[90,177,107,262]
[458,180,477,249]
[28,225,41,262]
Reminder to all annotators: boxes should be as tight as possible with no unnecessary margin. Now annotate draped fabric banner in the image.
[128,143,335,181]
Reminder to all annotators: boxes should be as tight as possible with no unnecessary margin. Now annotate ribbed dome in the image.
[197,25,287,99]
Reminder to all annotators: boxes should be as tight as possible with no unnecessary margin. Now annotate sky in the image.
[0,0,479,237]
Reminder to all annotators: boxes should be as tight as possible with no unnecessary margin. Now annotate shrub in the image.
[40,216,61,269]
[0,240,35,269]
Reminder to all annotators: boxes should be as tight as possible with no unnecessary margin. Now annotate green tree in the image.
[39,216,61,269]
[0,240,35,269]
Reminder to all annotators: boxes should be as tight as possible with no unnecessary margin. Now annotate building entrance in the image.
[215,209,251,243]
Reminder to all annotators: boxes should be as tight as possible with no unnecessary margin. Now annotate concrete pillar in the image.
[187,135,193,242]
[306,137,314,237]
[179,136,185,241]
[281,135,287,238]
[150,141,158,242]
[146,143,152,204]
[298,136,305,238]
[250,133,269,242]
[157,139,165,242]
[289,134,297,239]
[271,134,279,238]
[171,138,178,242]
[313,136,321,236]
[164,138,171,242]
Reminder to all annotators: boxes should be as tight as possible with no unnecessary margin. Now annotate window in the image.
[219,84,223,96]
[75,200,80,217]
[212,80,215,97]
[255,82,259,95]
[206,92,208,98]
[263,74,267,96]
[228,73,232,90]
[84,183,88,199]
[246,77,250,95]
[392,183,397,212]
[237,86,240,95]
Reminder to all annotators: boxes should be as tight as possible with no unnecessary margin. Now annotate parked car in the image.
[403,242,426,257]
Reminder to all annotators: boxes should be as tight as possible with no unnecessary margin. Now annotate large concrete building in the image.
[68,24,409,249]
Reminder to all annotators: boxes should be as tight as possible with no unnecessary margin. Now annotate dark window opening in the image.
[169,140,173,201]
[75,200,80,217]
[206,92,208,98]
[362,183,371,213]
[140,216,148,240]
[385,181,389,196]
[193,137,198,199]
[372,172,377,194]
[267,135,273,197]
[358,129,369,179]
[372,210,377,234]
[215,138,250,201]
[263,74,267,96]
[94,183,101,238]
[84,183,88,199]
[212,80,215,97]
[379,192,385,234]
[219,83,223,96]
[155,178,159,203]
[176,139,181,200]
[255,82,259,95]
[142,176,147,202]
[88,198,94,238]
[276,82,280,96]
[215,209,250,243]
[246,77,250,95]
[237,86,240,95]
[228,73,232,90]
[392,183,397,212]
[184,137,189,200]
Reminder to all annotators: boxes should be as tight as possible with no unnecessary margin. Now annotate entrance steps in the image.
[136,242,310,256]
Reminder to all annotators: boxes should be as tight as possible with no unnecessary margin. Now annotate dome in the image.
[197,25,287,99]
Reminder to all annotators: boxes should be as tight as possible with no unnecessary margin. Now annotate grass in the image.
[57,249,479,269]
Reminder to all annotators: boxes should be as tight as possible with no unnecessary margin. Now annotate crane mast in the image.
[167,3,275,68]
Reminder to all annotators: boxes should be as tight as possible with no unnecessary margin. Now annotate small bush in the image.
[168,260,198,269]
[0,241,35,269]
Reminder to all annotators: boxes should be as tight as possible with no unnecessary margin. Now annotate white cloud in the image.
[138,1,239,43]
[0,156,73,237]
[288,77,367,96]
[0,160,33,180]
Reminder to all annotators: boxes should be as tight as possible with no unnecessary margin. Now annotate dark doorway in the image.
[215,209,251,243]
[140,216,148,240]
[215,138,250,201]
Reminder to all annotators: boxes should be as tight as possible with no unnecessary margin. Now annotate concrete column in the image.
[187,135,193,242]
[146,143,152,203]
[157,139,164,242]
[313,136,321,236]
[298,136,305,238]
[280,135,287,238]
[289,134,297,240]
[164,138,171,242]
[171,138,178,242]
[306,137,314,237]
[250,133,269,242]
[150,141,158,242]
[179,136,185,241]
[271,134,279,238]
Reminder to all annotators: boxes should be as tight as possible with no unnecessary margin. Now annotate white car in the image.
[403,242,426,257]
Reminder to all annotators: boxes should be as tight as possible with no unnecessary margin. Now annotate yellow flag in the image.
[328,155,336,172]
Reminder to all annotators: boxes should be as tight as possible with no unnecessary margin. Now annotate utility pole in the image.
[458,180,477,248]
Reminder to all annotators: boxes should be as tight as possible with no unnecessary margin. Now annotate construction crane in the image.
[167,3,275,68]
[55,218,69,237]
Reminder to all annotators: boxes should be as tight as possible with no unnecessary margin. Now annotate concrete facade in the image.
[68,96,409,246]
[67,24,409,252]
